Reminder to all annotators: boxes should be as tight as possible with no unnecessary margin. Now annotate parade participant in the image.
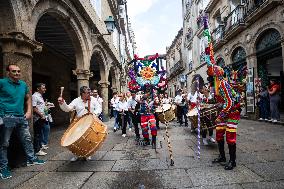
[174,90,183,124]
[128,92,141,141]
[32,83,48,156]
[153,97,160,130]
[140,94,157,148]
[57,86,102,161]
[187,86,215,144]
[208,65,241,170]
[162,92,171,104]
[110,92,120,132]
[91,89,103,121]
[117,94,129,137]
[126,91,133,131]
[0,64,45,179]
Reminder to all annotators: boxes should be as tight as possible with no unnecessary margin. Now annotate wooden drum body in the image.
[61,113,107,157]
[156,104,176,123]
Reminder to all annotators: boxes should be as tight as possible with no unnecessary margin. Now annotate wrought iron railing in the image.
[224,4,245,32]
[244,0,267,17]
[170,60,184,75]
[212,24,225,45]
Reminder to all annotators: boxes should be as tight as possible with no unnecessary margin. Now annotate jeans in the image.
[0,116,36,169]
[113,110,119,129]
[259,99,269,119]
[270,94,280,120]
[41,122,50,145]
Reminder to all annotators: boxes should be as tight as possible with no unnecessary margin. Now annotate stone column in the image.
[72,69,93,95]
[0,32,42,90]
[99,81,110,122]
[0,32,42,168]
[246,54,257,119]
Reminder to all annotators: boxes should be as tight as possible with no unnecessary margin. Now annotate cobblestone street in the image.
[1,119,284,189]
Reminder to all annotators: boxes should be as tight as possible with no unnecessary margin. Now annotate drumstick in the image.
[60,87,64,97]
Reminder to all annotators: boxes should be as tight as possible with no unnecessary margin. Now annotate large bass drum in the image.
[61,113,107,157]
[156,104,176,123]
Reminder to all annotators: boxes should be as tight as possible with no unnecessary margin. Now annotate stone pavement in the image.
[1,119,284,189]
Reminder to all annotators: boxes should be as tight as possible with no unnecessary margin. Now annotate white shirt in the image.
[128,98,137,109]
[32,92,47,121]
[161,98,171,104]
[93,95,103,105]
[174,95,182,104]
[187,91,212,103]
[111,97,120,111]
[117,101,129,111]
[59,96,102,117]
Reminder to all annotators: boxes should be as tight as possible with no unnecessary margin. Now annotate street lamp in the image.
[92,16,116,36]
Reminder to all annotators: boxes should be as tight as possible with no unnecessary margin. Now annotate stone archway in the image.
[255,28,283,110]
[33,11,85,125]
[0,0,16,34]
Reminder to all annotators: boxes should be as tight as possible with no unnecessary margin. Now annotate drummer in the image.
[187,86,216,145]
[153,97,160,130]
[128,92,141,141]
[162,92,171,104]
[58,86,102,161]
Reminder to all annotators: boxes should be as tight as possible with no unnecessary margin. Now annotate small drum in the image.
[156,104,176,123]
[186,105,219,130]
[61,113,107,157]
[186,108,198,128]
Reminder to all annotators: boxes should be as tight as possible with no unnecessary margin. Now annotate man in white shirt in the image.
[32,83,48,156]
[110,92,120,132]
[174,90,187,126]
[92,89,103,121]
[57,86,102,161]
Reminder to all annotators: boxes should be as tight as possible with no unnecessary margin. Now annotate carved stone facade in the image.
[0,0,135,123]
[181,0,284,118]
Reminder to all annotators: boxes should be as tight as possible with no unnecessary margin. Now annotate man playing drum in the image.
[58,86,102,161]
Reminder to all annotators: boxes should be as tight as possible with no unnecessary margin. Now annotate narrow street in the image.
[1,119,284,189]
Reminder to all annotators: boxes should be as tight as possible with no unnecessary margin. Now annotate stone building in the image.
[181,0,284,118]
[0,0,135,124]
[165,28,186,98]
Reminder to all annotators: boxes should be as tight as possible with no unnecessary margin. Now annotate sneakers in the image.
[0,167,12,179]
[70,156,79,162]
[203,138,209,145]
[122,134,126,137]
[264,119,269,121]
[258,118,263,121]
[129,128,132,132]
[272,120,278,123]
[41,144,49,150]
[35,150,47,156]
[209,137,216,143]
[86,156,92,161]
[27,158,45,166]
[114,128,117,132]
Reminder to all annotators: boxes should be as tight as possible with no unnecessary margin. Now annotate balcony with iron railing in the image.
[211,24,226,50]
[244,0,282,24]
[223,4,246,40]
[169,60,185,78]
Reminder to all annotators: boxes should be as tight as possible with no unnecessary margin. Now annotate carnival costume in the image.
[202,16,243,170]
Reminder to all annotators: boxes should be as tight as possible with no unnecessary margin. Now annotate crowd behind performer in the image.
[57,86,102,161]
[257,86,269,121]
[32,83,48,156]
[162,92,171,104]
[128,92,141,141]
[117,94,129,137]
[91,89,103,121]
[153,97,160,130]
[110,92,120,132]
[140,94,157,147]
[209,65,241,170]
[0,64,45,180]
[268,79,280,123]
[126,91,133,131]
[188,86,216,145]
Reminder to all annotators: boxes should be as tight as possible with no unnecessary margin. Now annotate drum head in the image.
[62,114,94,146]
[162,104,171,111]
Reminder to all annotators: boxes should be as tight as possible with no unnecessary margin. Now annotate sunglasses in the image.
[11,70,21,73]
